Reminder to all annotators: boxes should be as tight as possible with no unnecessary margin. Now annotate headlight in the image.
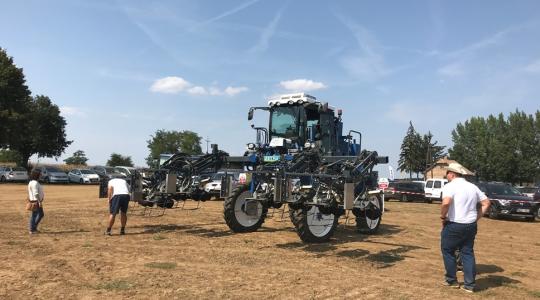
[246,143,256,150]
[497,199,512,206]
[304,142,314,149]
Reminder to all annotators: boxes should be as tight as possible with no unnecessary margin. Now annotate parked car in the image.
[0,166,29,182]
[35,166,69,183]
[476,182,538,221]
[534,189,540,219]
[68,169,100,184]
[204,172,240,198]
[515,186,537,199]
[424,178,448,202]
[384,181,427,203]
[113,166,137,177]
[89,166,126,180]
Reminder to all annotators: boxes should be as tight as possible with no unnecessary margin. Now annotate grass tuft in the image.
[144,262,177,270]
[96,280,133,290]
[82,241,92,248]
[529,291,540,298]
[153,233,166,240]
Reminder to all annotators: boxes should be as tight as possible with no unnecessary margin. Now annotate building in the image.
[424,157,475,179]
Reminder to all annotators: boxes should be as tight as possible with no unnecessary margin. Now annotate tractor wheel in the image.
[289,205,338,243]
[224,185,267,233]
[353,194,383,234]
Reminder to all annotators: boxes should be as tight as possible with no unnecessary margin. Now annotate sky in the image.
[1,0,540,178]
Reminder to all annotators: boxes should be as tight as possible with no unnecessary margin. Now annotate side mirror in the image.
[248,108,254,121]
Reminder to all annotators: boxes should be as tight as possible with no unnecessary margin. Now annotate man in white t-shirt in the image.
[440,163,490,293]
[105,178,131,236]
[28,169,45,234]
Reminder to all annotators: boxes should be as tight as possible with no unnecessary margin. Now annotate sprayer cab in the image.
[248,93,361,156]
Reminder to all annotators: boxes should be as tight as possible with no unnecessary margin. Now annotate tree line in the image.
[449,110,540,185]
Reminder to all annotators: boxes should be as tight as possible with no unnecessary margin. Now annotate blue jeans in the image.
[441,222,477,289]
[29,206,44,232]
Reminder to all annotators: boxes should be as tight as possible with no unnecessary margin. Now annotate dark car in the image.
[90,166,126,180]
[534,188,540,219]
[384,181,427,203]
[476,182,538,221]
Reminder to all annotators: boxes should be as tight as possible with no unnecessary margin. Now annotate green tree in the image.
[420,131,446,173]
[9,95,72,168]
[145,129,202,168]
[0,48,31,147]
[64,150,89,165]
[398,121,423,178]
[449,110,540,184]
[107,153,134,167]
[0,148,21,163]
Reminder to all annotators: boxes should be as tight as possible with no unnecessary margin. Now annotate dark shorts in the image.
[110,194,130,215]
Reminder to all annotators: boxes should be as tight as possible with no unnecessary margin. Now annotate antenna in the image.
[204,136,211,154]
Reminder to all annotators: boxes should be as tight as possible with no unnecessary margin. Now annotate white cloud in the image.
[279,79,327,92]
[224,86,249,96]
[150,76,192,94]
[60,106,86,117]
[187,86,208,95]
[438,62,465,77]
[524,59,540,73]
[150,77,248,97]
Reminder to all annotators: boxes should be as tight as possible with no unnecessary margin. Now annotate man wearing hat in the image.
[440,163,490,293]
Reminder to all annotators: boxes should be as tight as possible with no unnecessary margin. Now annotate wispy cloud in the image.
[192,0,260,30]
[437,62,465,77]
[60,106,86,118]
[335,13,392,81]
[248,7,284,54]
[150,76,248,97]
[523,58,540,73]
[279,79,327,92]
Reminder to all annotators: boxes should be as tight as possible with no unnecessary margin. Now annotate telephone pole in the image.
[204,136,211,154]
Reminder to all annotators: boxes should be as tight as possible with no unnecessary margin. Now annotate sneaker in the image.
[460,286,474,293]
[105,230,112,236]
[120,230,125,235]
[442,281,460,288]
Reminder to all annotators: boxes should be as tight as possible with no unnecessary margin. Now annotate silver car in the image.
[68,169,100,184]
[36,166,69,183]
[0,166,29,182]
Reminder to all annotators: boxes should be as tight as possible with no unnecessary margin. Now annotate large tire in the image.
[289,205,339,243]
[224,185,267,233]
[353,194,383,234]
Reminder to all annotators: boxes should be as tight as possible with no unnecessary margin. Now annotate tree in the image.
[0,148,21,163]
[420,131,446,171]
[107,153,134,167]
[145,129,202,168]
[398,121,423,178]
[64,150,89,165]
[9,95,72,168]
[449,110,540,184]
[0,48,31,147]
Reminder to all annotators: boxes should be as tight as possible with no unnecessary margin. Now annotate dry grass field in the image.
[0,183,539,299]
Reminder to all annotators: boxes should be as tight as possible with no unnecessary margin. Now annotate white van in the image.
[425,178,448,202]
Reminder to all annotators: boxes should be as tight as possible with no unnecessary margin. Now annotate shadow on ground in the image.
[475,275,521,292]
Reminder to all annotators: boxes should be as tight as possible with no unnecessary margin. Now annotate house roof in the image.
[425,157,475,176]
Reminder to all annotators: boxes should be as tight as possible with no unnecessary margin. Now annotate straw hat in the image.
[446,162,468,175]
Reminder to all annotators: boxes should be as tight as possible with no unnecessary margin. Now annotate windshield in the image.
[488,184,522,196]
[81,170,95,174]
[46,167,62,172]
[14,167,26,171]
[270,106,299,138]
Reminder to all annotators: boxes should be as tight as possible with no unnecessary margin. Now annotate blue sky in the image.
[2,0,540,177]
